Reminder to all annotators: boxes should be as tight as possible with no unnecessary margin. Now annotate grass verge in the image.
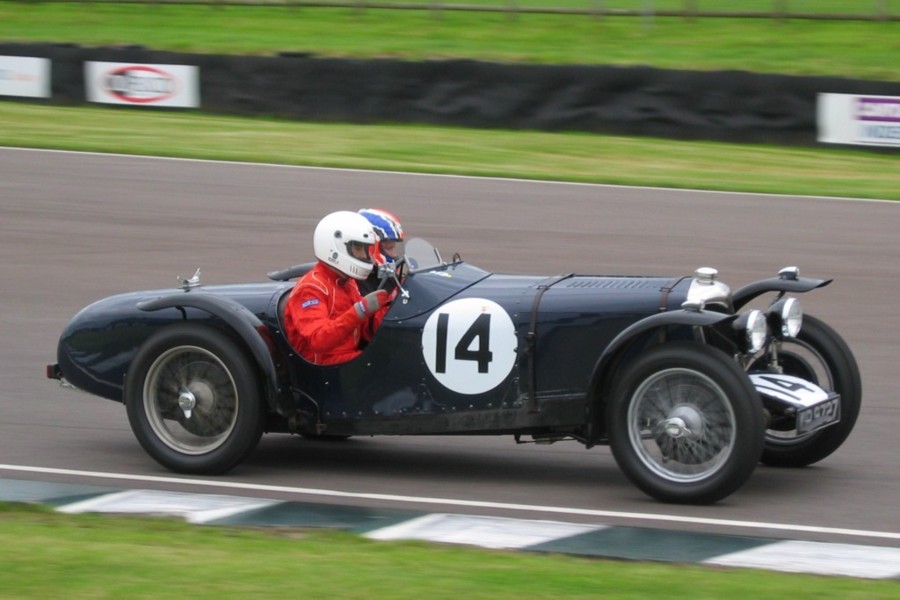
[0,3,898,81]
[1,503,899,598]
[2,102,897,200]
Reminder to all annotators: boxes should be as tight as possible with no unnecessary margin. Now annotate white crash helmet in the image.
[313,211,377,280]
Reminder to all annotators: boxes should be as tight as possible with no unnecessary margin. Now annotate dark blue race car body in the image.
[48,240,861,504]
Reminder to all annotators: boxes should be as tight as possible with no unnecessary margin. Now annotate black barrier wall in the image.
[4,42,900,146]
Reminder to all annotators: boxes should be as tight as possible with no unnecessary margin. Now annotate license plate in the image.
[749,373,842,435]
[796,395,841,435]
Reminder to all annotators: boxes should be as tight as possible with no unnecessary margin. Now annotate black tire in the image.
[758,315,861,467]
[607,342,766,505]
[125,323,266,474]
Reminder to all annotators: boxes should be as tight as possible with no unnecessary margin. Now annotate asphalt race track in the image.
[2,147,899,551]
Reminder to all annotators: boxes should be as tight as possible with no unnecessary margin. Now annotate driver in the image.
[284,211,390,365]
[357,208,405,295]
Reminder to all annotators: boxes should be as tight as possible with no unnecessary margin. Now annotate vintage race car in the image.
[47,239,861,504]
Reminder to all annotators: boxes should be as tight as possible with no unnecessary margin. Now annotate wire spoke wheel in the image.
[756,314,862,467]
[607,342,764,504]
[628,368,736,483]
[144,345,239,455]
[126,323,265,474]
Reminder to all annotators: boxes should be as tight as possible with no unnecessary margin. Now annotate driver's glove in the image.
[354,290,389,319]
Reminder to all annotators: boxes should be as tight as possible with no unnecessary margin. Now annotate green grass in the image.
[2,102,898,200]
[258,0,900,12]
[2,0,898,202]
[1,2,898,80]
[1,504,898,599]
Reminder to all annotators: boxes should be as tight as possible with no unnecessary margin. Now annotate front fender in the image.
[733,276,831,310]
[138,293,283,409]
[585,309,737,443]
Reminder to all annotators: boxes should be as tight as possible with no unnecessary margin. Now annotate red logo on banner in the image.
[103,66,179,104]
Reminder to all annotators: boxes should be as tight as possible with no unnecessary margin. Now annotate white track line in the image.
[2,464,899,542]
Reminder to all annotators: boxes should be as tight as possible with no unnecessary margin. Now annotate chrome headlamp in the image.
[768,297,803,338]
[733,309,767,354]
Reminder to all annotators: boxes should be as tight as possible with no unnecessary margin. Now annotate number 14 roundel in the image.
[421,298,518,395]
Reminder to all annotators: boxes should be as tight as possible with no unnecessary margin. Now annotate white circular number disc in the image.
[421,298,517,395]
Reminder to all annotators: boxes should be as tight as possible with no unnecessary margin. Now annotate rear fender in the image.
[267,262,315,282]
[137,293,284,410]
[585,309,737,444]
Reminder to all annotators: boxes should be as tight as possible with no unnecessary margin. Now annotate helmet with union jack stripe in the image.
[358,208,405,264]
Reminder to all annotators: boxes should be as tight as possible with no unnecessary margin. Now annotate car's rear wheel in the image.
[125,323,265,474]
[758,315,861,467]
[607,342,765,504]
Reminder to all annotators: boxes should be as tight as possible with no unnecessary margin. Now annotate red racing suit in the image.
[284,261,384,365]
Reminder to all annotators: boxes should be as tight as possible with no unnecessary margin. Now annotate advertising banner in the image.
[0,56,51,98]
[85,61,200,108]
[817,93,900,147]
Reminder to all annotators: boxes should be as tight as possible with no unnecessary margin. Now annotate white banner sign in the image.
[85,61,200,108]
[817,93,900,147]
[0,56,51,98]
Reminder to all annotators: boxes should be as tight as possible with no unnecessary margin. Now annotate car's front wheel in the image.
[758,314,861,467]
[125,323,265,474]
[607,342,765,504]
